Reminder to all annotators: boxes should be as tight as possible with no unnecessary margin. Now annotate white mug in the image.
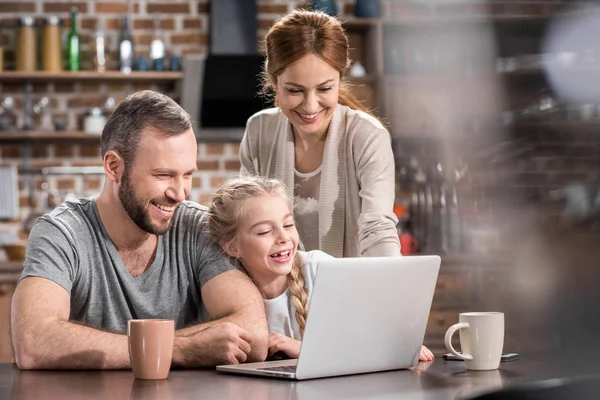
[444,312,505,370]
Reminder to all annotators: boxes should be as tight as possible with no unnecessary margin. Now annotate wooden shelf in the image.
[342,9,600,29]
[0,71,183,82]
[512,119,600,129]
[341,17,381,29]
[0,131,100,141]
[0,261,23,274]
[342,16,544,30]
[0,129,248,143]
[381,15,548,27]
[347,74,379,84]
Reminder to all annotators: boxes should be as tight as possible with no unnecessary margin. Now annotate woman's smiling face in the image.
[274,53,340,139]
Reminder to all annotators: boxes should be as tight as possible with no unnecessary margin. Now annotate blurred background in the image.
[0,0,599,372]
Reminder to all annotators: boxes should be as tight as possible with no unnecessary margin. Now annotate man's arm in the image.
[12,271,268,370]
[11,277,130,369]
[173,269,269,366]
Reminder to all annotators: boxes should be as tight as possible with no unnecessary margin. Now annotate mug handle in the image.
[444,322,473,361]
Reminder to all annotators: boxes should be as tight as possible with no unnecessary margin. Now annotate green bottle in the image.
[67,7,80,71]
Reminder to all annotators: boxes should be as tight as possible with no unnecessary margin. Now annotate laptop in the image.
[216,255,441,380]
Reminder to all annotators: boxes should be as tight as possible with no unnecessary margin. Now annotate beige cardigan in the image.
[239,104,400,258]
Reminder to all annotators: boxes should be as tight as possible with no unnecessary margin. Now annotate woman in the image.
[240,9,400,258]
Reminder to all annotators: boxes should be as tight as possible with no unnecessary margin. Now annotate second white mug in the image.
[444,312,505,370]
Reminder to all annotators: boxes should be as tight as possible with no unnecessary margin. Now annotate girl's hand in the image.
[419,345,434,362]
[268,333,302,359]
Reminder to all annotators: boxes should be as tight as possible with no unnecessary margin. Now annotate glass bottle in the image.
[92,20,106,72]
[66,8,80,71]
[0,97,16,131]
[118,15,135,74]
[150,15,165,71]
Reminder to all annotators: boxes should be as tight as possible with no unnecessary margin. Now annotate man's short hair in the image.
[101,90,192,168]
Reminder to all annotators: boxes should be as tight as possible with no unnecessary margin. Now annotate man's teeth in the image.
[271,250,290,257]
[155,203,175,212]
[300,111,320,119]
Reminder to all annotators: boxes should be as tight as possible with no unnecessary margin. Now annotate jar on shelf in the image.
[84,107,107,135]
[42,16,62,72]
[17,16,37,71]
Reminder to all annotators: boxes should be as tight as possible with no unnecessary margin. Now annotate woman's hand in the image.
[268,332,302,359]
[419,345,434,362]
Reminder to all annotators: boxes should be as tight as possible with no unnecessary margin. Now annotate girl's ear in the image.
[222,239,240,259]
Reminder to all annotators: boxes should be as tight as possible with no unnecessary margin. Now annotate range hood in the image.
[181,0,267,136]
[202,0,266,129]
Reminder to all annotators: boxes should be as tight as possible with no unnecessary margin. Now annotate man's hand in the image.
[268,333,301,359]
[200,269,269,363]
[177,322,254,366]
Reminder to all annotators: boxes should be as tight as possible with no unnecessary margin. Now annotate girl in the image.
[207,176,433,361]
[240,9,400,258]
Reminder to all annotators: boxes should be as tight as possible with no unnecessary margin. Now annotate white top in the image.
[294,166,322,251]
[263,250,334,339]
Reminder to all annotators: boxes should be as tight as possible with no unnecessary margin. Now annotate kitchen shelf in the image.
[0,71,183,82]
[0,131,100,141]
[341,17,380,29]
[512,120,600,129]
[1,129,251,143]
[347,74,379,84]
[0,261,23,273]
[340,8,600,31]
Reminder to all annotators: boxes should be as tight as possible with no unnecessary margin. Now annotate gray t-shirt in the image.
[19,197,237,333]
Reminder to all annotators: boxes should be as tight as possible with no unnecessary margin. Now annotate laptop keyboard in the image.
[258,365,297,373]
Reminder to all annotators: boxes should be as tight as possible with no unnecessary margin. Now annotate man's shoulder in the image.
[28,197,99,254]
[177,200,209,214]
[174,200,209,222]
[172,200,211,232]
[40,197,97,230]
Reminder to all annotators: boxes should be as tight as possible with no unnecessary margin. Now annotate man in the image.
[11,90,268,369]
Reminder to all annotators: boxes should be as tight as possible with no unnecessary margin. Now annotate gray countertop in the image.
[1,353,593,400]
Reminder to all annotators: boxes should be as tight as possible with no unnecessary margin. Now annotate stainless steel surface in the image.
[0,166,19,220]
[40,166,105,175]
[0,354,592,399]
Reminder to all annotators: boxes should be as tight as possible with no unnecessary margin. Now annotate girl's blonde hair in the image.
[207,175,310,336]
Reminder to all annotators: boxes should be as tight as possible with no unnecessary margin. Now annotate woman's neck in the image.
[292,125,328,151]
[293,126,328,173]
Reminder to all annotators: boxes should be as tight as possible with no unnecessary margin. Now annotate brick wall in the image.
[1,0,599,231]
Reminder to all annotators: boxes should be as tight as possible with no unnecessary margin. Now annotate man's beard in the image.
[118,168,176,235]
